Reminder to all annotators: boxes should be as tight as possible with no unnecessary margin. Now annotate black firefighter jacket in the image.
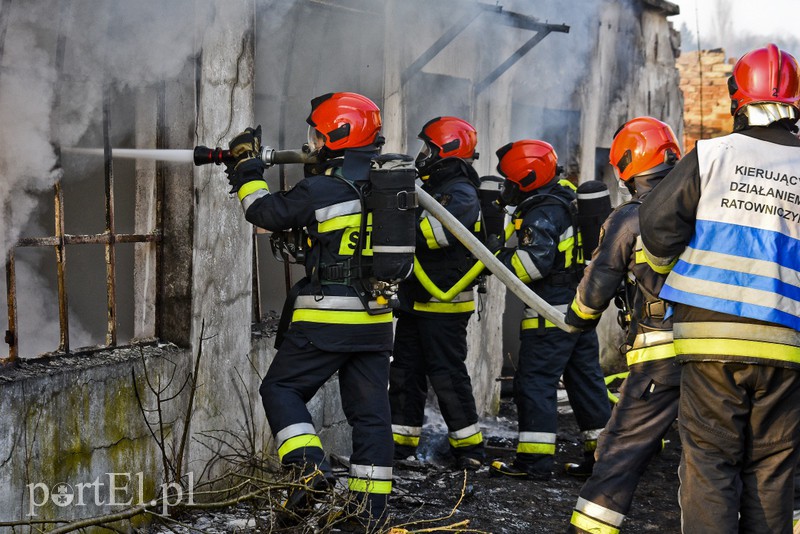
[243,161,394,353]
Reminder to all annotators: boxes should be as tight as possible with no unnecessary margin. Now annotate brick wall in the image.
[677,49,734,152]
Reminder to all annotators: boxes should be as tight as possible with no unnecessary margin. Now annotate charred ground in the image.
[387,398,681,533]
[153,395,681,533]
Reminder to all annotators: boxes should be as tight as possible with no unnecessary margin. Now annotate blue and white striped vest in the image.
[661,133,800,330]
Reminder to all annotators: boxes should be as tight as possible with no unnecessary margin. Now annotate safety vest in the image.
[661,134,800,331]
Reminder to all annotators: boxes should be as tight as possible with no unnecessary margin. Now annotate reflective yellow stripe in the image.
[348,478,392,495]
[506,223,517,240]
[448,431,483,449]
[635,249,647,265]
[413,257,486,302]
[674,338,800,363]
[559,179,577,191]
[292,309,393,324]
[570,510,620,534]
[558,234,582,268]
[571,298,601,320]
[319,213,362,233]
[643,247,677,274]
[521,317,556,329]
[584,439,598,452]
[675,321,800,346]
[277,434,322,461]
[511,253,533,284]
[420,217,441,250]
[413,300,475,313]
[605,371,628,404]
[517,442,556,455]
[626,342,677,366]
[237,180,269,201]
[393,433,420,447]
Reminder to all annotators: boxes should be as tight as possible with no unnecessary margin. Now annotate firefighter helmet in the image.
[306,92,382,152]
[415,116,478,174]
[728,43,800,116]
[495,140,558,192]
[610,117,681,183]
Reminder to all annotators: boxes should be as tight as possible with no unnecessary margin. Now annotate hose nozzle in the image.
[193,145,318,167]
[193,146,230,166]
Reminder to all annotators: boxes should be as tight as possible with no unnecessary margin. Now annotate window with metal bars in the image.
[3,85,166,363]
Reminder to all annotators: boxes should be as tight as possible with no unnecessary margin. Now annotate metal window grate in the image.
[3,83,164,364]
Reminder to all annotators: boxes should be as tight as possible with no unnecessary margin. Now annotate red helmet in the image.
[610,117,681,183]
[728,43,800,116]
[306,92,382,152]
[495,140,558,192]
[416,116,477,173]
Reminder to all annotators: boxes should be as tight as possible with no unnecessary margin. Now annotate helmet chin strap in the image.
[740,103,799,127]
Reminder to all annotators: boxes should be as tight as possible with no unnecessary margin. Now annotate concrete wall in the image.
[576,0,683,371]
[0,346,187,522]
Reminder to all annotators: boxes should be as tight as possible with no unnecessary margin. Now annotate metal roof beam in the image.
[401,3,570,90]
[475,28,552,95]
[401,8,483,86]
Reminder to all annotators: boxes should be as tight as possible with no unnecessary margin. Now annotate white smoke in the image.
[0,0,216,356]
[0,5,60,261]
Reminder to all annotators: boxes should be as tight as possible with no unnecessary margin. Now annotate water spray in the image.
[63,147,195,163]
[62,145,318,167]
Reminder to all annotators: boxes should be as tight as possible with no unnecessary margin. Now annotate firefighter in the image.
[639,44,800,533]
[564,117,682,533]
[488,140,610,480]
[389,116,486,470]
[224,92,394,525]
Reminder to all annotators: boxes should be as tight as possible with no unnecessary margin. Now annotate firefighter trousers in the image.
[678,362,800,534]
[568,360,681,533]
[389,311,484,462]
[259,331,393,513]
[514,327,610,473]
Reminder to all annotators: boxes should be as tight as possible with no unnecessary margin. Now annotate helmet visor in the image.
[611,163,622,182]
[499,180,523,207]
[307,126,326,153]
[415,140,431,164]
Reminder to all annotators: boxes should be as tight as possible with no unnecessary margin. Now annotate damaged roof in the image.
[641,0,680,16]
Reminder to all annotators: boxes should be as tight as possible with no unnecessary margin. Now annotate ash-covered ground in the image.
[386,396,681,533]
[152,392,681,533]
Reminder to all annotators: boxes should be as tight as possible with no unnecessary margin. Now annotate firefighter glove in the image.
[486,234,504,255]
[229,125,262,166]
[565,304,600,331]
[225,125,267,193]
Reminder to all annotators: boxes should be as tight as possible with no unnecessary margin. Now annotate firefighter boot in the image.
[283,463,336,516]
[489,458,551,481]
[564,449,596,478]
[456,456,483,471]
[394,443,417,462]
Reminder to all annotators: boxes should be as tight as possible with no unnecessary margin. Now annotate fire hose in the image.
[193,144,578,333]
[414,185,578,334]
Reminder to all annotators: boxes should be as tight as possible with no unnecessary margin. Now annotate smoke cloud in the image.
[0,0,215,356]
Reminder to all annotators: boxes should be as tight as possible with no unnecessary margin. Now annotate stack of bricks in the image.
[677,49,734,152]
